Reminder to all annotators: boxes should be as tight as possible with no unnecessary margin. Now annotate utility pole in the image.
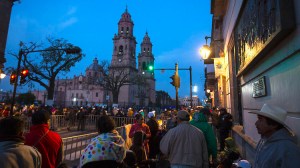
[10,46,22,116]
[189,66,193,108]
[175,63,179,111]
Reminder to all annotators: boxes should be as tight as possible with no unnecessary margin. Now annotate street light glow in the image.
[199,44,211,60]
[193,85,198,92]
[0,73,6,79]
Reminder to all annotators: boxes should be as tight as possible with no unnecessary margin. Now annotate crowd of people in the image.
[1,103,300,168]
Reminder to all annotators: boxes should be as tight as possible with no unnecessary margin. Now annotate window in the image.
[121,27,124,33]
[126,27,129,34]
[119,46,123,55]
[96,92,98,97]
[143,48,146,52]
[76,93,78,98]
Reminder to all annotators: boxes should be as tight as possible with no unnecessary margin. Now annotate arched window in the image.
[121,27,124,33]
[142,62,146,70]
[148,48,150,52]
[126,27,129,34]
[143,48,146,52]
[119,46,123,55]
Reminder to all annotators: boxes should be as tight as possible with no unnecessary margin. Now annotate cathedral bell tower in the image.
[138,31,156,105]
[111,7,137,69]
[110,7,138,105]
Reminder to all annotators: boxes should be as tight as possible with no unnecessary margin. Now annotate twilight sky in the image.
[3,0,212,101]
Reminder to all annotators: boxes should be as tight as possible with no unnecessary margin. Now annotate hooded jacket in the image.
[25,124,63,168]
[190,112,217,159]
[80,130,126,167]
[254,128,300,168]
[0,136,42,168]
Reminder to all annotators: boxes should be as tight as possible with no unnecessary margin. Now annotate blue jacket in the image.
[254,128,300,168]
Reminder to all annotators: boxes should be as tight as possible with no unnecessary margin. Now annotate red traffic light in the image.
[20,69,29,84]
[21,69,29,76]
[10,72,17,85]
[10,74,16,79]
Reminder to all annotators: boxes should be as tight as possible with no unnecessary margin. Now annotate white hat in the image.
[148,111,155,118]
[249,104,294,135]
[235,160,251,168]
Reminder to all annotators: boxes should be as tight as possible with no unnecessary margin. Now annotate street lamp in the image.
[199,36,212,60]
[10,42,81,116]
[199,36,224,60]
[0,72,5,79]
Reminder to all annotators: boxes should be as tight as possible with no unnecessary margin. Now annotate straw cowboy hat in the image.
[249,104,294,135]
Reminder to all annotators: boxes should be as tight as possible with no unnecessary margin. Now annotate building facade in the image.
[0,0,17,74]
[207,0,300,164]
[179,96,200,107]
[54,8,155,108]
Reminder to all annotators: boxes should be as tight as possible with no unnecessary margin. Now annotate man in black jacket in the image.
[217,108,233,151]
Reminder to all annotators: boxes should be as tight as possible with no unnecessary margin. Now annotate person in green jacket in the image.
[190,108,218,166]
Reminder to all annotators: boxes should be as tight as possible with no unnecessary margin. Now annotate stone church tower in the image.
[110,8,138,106]
[138,32,156,106]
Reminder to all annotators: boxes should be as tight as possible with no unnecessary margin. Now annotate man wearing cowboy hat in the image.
[249,104,300,168]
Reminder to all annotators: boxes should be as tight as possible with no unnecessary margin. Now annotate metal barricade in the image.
[16,115,135,132]
[62,132,98,167]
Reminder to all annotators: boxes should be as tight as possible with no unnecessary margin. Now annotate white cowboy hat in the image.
[249,104,294,135]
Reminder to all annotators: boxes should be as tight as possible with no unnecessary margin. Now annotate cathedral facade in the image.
[53,8,155,107]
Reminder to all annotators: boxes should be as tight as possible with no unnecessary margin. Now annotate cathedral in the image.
[53,8,155,108]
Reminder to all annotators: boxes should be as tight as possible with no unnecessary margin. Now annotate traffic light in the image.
[170,74,176,86]
[147,64,154,72]
[142,62,154,72]
[170,74,180,88]
[10,72,17,85]
[20,69,29,84]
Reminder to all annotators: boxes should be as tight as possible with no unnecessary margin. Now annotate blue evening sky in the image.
[2,0,212,101]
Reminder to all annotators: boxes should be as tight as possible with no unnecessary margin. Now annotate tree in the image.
[16,92,36,105]
[99,60,135,104]
[13,38,83,102]
[155,90,173,107]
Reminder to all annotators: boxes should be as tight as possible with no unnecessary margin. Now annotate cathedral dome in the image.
[86,58,102,71]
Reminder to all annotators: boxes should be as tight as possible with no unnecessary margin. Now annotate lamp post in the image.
[9,42,81,116]
[199,36,212,60]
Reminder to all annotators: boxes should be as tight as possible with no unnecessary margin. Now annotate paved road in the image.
[57,130,94,138]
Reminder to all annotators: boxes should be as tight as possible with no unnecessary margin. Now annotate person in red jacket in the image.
[25,109,64,168]
[129,113,151,158]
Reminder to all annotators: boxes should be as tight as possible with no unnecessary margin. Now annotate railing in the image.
[62,132,98,167]
[20,115,135,132]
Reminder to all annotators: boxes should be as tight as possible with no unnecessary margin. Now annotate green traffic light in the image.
[148,65,154,71]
